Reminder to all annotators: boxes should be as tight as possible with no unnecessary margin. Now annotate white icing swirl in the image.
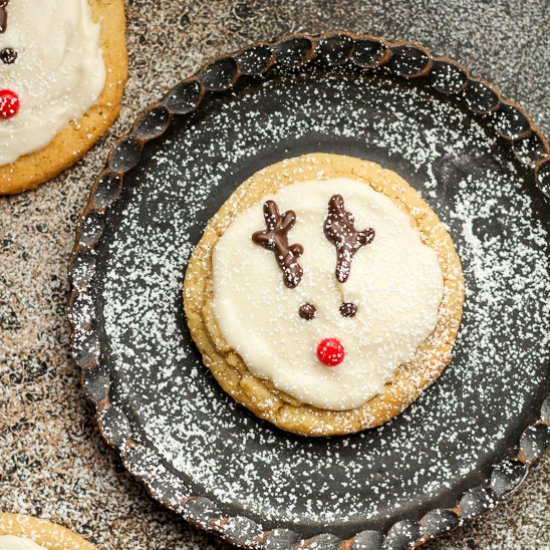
[0,0,105,166]
[0,536,46,550]
[212,178,444,410]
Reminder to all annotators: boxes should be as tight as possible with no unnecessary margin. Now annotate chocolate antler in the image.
[252,200,304,288]
[0,1,9,34]
[324,194,375,283]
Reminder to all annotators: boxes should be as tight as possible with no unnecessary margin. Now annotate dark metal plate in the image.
[68,33,550,549]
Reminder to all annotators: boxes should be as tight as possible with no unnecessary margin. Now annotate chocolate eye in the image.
[0,48,17,64]
[299,303,316,320]
[339,303,357,317]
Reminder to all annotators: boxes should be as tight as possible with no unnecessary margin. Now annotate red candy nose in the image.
[0,89,20,119]
[317,338,345,367]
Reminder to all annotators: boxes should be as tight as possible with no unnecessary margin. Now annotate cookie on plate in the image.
[184,153,464,436]
[0,514,95,549]
[0,0,128,195]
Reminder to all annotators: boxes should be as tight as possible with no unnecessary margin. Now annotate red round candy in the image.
[0,89,20,119]
[317,338,345,367]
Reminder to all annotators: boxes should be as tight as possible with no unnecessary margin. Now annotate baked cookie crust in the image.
[184,153,464,436]
[0,0,128,195]
[0,514,96,549]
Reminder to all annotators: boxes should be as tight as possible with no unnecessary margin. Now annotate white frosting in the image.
[212,178,444,410]
[0,0,105,166]
[0,536,46,550]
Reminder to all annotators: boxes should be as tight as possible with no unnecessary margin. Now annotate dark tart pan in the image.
[68,33,550,549]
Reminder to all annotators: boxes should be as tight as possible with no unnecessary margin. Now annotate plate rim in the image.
[67,31,550,549]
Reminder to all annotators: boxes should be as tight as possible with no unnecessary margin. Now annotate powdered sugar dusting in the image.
[96,67,549,529]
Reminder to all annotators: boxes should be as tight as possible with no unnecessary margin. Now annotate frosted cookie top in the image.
[0,0,105,166]
[0,536,46,550]
[212,178,444,410]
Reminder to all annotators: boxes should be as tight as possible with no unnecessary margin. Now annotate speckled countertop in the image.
[0,1,548,549]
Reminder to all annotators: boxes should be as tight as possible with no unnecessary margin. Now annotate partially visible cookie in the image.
[184,153,464,437]
[0,0,128,195]
[0,514,95,549]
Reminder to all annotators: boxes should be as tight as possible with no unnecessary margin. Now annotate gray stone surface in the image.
[0,1,548,549]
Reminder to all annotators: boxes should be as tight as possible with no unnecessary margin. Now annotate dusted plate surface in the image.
[70,41,550,547]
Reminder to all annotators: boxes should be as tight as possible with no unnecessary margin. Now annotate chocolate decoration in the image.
[0,0,9,34]
[324,194,375,283]
[299,303,316,320]
[252,200,304,288]
[0,47,16,64]
[339,302,358,317]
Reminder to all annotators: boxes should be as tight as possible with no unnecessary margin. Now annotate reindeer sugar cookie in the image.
[184,153,464,436]
[0,513,96,549]
[0,0,127,195]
